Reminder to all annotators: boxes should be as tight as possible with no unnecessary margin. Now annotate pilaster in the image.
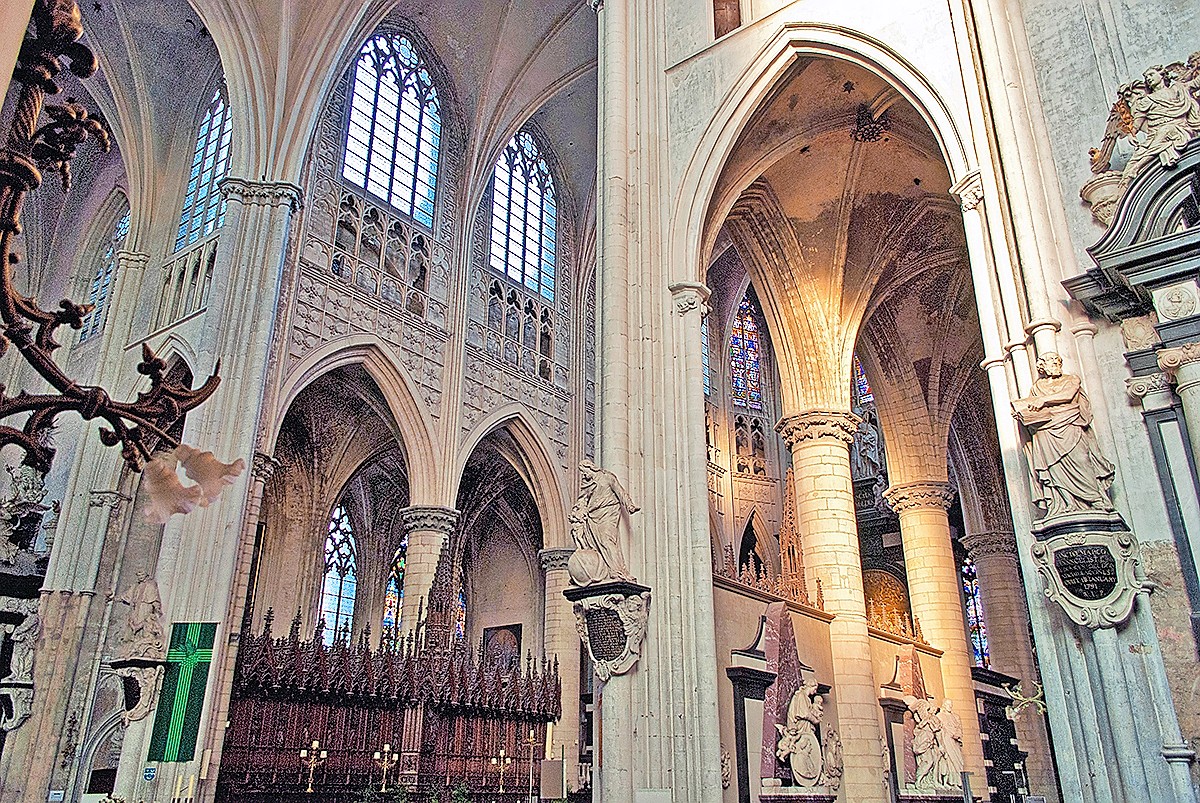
[778,409,888,802]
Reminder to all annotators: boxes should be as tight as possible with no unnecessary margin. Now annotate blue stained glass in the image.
[701,316,712,396]
[730,294,763,411]
[961,556,990,668]
[454,580,467,639]
[854,355,874,404]
[489,130,557,302]
[320,504,357,645]
[343,33,441,229]
[381,533,408,640]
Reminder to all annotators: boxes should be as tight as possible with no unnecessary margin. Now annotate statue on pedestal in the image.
[935,699,965,787]
[568,461,639,586]
[774,681,843,792]
[1012,353,1115,521]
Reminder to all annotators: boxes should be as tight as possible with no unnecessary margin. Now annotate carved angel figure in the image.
[110,570,167,662]
[904,695,942,792]
[1090,54,1200,179]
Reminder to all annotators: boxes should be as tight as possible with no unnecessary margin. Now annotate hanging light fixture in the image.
[0,2,229,491]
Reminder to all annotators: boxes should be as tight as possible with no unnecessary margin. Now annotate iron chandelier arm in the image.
[0,0,222,473]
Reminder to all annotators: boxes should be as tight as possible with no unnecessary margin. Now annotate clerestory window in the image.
[80,205,131,341]
[489,130,557,302]
[175,87,233,252]
[342,33,441,229]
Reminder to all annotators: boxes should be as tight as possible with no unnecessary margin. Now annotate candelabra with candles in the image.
[374,742,399,792]
[523,728,542,803]
[299,740,327,794]
[491,746,513,795]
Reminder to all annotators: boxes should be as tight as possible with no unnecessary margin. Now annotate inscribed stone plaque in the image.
[1053,544,1118,601]
[585,608,627,662]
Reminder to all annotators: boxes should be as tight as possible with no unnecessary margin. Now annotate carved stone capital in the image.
[883,481,956,513]
[776,410,860,448]
[1157,343,1200,383]
[668,281,711,316]
[960,530,1019,562]
[399,506,459,535]
[251,451,280,483]
[219,177,303,212]
[1126,372,1173,402]
[950,170,985,212]
[115,250,150,272]
[88,490,129,510]
[539,547,574,572]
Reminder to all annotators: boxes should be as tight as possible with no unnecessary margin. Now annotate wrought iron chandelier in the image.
[0,0,221,475]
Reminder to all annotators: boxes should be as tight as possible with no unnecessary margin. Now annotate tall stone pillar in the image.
[397,506,458,639]
[777,411,888,803]
[960,529,1058,802]
[884,481,987,790]
[540,548,581,784]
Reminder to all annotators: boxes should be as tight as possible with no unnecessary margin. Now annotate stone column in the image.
[398,506,458,639]
[0,0,33,102]
[540,547,581,784]
[1157,344,1200,464]
[777,411,888,803]
[884,481,986,788]
[960,530,1058,802]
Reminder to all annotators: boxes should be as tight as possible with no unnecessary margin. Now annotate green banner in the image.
[148,622,216,762]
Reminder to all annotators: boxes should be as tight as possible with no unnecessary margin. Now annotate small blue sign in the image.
[143,767,157,782]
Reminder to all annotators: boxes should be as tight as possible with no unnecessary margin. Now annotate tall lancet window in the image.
[381,534,408,642]
[175,86,233,251]
[853,355,874,405]
[80,206,131,341]
[489,130,557,301]
[320,504,358,644]
[962,556,990,668]
[730,293,763,411]
[343,33,441,229]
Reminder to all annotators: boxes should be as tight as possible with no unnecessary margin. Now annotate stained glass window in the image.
[320,504,357,645]
[853,355,874,405]
[962,556,990,668]
[175,87,233,252]
[489,130,557,301]
[343,33,441,229]
[381,533,408,640]
[454,578,467,639]
[80,207,131,341]
[730,294,763,411]
[701,315,712,396]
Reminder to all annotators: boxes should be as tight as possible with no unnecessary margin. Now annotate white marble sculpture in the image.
[110,571,167,662]
[0,608,39,732]
[567,461,639,586]
[1083,51,1200,225]
[1011,353,1115,521]
[775,681,843,791]
[904,696,942,792]
[936,699,965,788]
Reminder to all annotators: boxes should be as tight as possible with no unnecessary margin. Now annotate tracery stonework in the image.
[775,410,860,447]
[883,481,956,513]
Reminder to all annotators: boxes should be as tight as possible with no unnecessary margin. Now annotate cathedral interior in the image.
[0,0,1199,802]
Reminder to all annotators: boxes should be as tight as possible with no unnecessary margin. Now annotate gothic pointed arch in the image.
[454,404,570,549]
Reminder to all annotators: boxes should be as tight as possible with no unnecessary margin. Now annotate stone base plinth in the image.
[759,783,838,803]
[898,792,972,802]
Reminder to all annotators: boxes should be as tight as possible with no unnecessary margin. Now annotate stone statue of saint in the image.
[905,696,942,792]
[568,461,639,585]
[1120,64,1200,184]
[936,699,965,788]
[110,570,167,662]
[1012,353,1115,520]
[6,610,39,683]
[775,681,826,788]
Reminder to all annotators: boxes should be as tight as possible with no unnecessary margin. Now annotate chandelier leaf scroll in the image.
[0,0,222,474]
